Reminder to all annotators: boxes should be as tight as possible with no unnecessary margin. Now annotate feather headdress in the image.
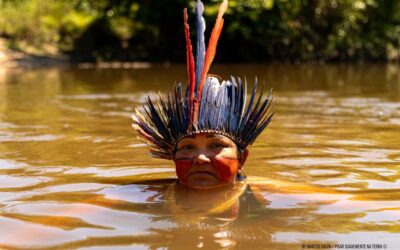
[132,0,273,159]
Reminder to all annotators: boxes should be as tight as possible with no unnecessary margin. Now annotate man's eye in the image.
[181,145,194,150]
[210,143,225,149]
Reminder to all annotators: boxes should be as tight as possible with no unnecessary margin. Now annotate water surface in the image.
[0,63,400,249]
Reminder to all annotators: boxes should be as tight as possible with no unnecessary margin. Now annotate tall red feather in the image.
[184,8,196,131]
[193,0,228,124]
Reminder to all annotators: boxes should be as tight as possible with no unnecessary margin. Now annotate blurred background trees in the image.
[1,0,400,62]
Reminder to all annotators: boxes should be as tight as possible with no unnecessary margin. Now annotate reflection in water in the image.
[0,64,400,249]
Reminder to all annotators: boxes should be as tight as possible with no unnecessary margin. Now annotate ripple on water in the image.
[387,117,400,125]
[316,199,400,214]
[0,159,28,170]
[280,95,400,121]
[356,167,397,177]
[319,147,398,165]
[129,143,147,148]
[262,193,351,209]
[268,157,341,166]
[78,246,149,250]
[0,123,48,130]
[25,166,68,175]
[308,169,342,176]
[0,122,17,129]
[355,210,400,224]
[0,175,51,189]
[98,184,163,203]
[0,215,84,246]
[58,94,117,100]
[57,93,150,103]
[0,133,61,142]
[63,167,174,178]
[324,147,396,157]
[0,201,172,243]
[366,179,400,190]
[0,122,60,142]
[42,183,114,193]
[328,139,374,146]
[312,174,362,186]
[102,111,132,117]
[0,191,37,203]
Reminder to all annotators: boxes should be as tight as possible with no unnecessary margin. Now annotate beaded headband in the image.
[132,0,274,159]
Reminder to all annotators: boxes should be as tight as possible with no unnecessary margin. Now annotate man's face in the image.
[173,133,247,189]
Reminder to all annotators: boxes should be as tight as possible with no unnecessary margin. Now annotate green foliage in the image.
[219,0,400,61]
[1,0,400,61]
[0,0,83,54]
[59,11,97,51]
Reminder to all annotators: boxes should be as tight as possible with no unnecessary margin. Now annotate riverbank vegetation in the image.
[1,0,400,62]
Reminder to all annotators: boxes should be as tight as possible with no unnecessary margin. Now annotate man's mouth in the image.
[188,171,218,179]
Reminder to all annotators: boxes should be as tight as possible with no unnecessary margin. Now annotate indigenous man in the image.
[130,1,341,223]
[132,0,273,191]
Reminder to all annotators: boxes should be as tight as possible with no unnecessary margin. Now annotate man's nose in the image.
[193,153,211,164]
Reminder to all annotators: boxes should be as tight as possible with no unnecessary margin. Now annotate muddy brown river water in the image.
[0,63,399,249]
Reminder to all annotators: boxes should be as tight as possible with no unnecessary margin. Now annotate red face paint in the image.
[212,156,240,183]
[174,159,193,185]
